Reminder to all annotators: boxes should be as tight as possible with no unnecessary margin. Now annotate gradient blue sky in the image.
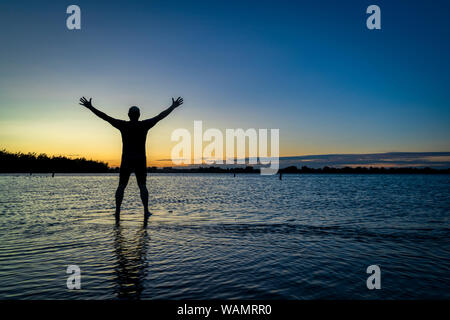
[0,0,449,166]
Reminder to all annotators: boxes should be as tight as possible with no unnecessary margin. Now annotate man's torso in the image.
[118,121,149,167]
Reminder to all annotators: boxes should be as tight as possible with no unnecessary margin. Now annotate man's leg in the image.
[136,169,150,217]
[115,168,131,221]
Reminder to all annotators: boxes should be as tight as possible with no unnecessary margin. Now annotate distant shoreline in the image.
[1,167,449,174]
[1,150,449,174]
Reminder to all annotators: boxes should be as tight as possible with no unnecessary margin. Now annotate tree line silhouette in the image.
[0,150,109,173]
[1,150,448,174]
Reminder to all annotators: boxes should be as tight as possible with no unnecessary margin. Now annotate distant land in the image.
[0,150,109,173]
[1,150,450,174]
[271,152,450,169]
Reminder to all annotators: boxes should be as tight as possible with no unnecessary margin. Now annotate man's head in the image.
[128,106,140,121]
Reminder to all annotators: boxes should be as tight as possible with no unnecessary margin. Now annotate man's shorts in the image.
[119,157,147,185]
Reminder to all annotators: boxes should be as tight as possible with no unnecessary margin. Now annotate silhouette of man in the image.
[79,96,183,221]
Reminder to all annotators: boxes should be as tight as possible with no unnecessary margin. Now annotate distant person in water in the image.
[79,96,183,221]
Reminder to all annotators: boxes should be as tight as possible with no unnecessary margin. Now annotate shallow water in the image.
[0,173,449,299]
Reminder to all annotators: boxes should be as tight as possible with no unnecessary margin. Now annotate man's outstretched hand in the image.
[171,97,183,108]
[79,97,93,108]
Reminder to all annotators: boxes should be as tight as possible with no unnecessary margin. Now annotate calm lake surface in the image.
[0,173,449,299]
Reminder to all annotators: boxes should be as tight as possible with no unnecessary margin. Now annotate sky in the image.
[0,0,449,167]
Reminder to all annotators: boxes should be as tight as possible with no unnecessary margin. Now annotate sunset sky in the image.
[1,0,449,167]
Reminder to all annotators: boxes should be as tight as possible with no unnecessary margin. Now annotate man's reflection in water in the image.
[113,224,150,299]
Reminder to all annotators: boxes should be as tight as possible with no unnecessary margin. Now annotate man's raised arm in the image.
[143,97,183,128]
[79,97,123,129]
